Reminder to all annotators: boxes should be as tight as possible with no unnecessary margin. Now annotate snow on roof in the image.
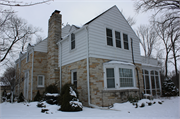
[0,82,10,86]
[105,61,134,66]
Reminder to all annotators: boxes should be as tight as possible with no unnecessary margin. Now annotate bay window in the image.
[104,63,135,89]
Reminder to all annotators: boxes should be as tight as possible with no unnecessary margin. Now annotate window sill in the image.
[103,87,139,93]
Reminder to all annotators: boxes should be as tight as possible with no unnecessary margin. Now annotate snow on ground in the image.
[0,97,179,119]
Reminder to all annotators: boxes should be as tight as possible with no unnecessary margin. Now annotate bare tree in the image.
[0,0,52,7]
[2,67,16,102]
[0,14,40,63]
[136,24,157,57]
[127,16,136,26]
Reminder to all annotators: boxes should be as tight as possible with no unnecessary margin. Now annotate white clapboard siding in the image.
[34,38,48,52]
[60,29,87,66]
[88,6,141,63]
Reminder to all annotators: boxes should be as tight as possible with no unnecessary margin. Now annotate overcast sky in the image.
[0,0,155,76]
[11,0,152,39]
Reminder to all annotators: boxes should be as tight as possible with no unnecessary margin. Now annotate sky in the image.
[10,0,152,39]
[1,0,176,76]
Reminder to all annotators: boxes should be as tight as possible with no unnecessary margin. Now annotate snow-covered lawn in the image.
[0,96,179,119]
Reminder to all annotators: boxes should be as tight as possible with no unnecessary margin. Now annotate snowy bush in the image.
[45,93,60,105]
[162,78,179,96]
[59,83,83,111]
[44,84,60,105]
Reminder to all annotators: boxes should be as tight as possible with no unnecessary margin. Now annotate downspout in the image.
[85,26,99,108]
[59,42,62,93]
[31,49,34,100]
[131,38,141,99]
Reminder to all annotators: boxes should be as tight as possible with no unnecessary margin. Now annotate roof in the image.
[84,5,116,25]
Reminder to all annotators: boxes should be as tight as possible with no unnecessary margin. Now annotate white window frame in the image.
[37,75,44,87]
[104,63,136,90]
[105,27,130,50]
[123,33,129,50]
[142,69,161,96]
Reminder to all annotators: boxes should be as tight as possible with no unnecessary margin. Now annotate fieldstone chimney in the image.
[47,10,61,86]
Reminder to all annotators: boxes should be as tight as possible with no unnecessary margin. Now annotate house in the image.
[15,5,161,107]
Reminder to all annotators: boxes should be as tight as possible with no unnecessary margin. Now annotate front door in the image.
[24,71,29,99]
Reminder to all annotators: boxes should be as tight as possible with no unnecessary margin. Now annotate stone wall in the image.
[32,51,47,99]
[61,59,88,106]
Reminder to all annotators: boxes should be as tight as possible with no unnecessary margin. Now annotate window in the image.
[26,52,29,63]
[106,68,115,88]
[37,75,44,87]
[119,68,133,87]
[71,33,75,50]
[115,31,121,48]
[106,28,113,46]
[71,70,77,89]
[142,70,151,94]
[123,33,129,50]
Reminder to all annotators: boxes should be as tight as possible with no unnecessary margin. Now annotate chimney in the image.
[47,10,61,86]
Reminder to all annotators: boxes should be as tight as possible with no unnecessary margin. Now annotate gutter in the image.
[31,49,34,100]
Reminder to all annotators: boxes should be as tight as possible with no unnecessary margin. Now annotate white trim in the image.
[37,75,45,87]
[26,52,29,63]
[103,62,136,90]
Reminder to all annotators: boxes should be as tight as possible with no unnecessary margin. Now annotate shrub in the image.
[128,95,139,103]
[45,84,59,94]
[34,90,42,101]
[59,83,82,111]
[18,92,24,103]
[162,78,179,96]
[139,103,145,108]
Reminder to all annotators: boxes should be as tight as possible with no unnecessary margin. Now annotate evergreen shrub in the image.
[34,90,42,101]
[59,83,82,111]
[18,92,24,103]
[162,78,179,96]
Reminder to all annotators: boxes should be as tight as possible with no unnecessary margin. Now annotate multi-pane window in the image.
[71,33,75,50]
[38,75,44,87]
[142,70,150,94]
[115,31,121,48]
[119,68,133,87]
[106,68,115,88]
[123,33,129,50]
[106,28,113,46]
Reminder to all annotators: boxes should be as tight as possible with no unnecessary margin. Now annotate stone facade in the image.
[15,51,48,100]
[15,52,33,99]
[61,59,88,106]
[88,57,143,107]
